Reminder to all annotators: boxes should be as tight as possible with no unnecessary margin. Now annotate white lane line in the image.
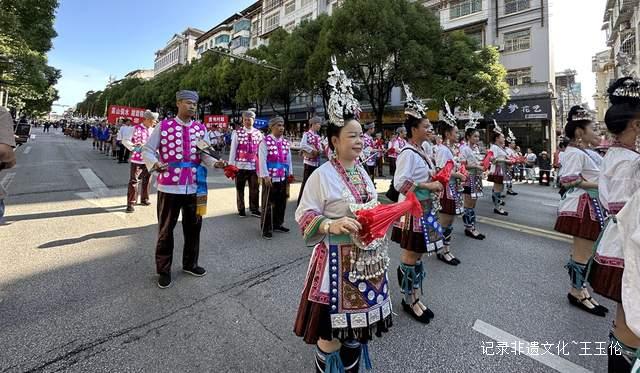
[22,146,31,154]
[472,320,593,373]
[477,216,573,243]
[1,172,15,189]
[78,168,109,197]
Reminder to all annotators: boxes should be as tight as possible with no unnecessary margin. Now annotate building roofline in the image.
[196,1,261,44]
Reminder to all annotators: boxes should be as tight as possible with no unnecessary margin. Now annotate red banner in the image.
[204,115,229,129]
[107,105,146,125]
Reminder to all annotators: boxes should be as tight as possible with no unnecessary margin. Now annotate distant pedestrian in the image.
[124,111,158,213]
[117,119,134,163]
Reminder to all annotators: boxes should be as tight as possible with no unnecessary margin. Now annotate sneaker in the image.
[262,232,273,240]
[274,226,290,233]
[251,211,261,218]
[126,205,135,213]
[158,274,172,289]
[183,266,207,277]
[238,211,246,217]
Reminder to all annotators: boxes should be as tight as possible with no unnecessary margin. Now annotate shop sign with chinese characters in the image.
[487,99,552,121]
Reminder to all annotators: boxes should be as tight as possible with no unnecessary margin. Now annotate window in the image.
[301,0,314,7]
[264,13,280,33]
[285,1,296,15]
[506,68,532,86]
[252,20,260,35]
[300,12,313,23]
[621,32,636,59]
[450,0,482,19]
[233,19,251,33]
[504,0,530,15]
[231,37,250,49]
[215,34,230,45]
[504,29,531,52]
[465,29,483,47]
[264,0,283,13]
[284,21,296,31]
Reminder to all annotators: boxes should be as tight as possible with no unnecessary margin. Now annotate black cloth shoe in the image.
[158,273,172,289]
[183,266,207,277]
[126,205,135,213]
[465,229,485,240]
[140,201,151,206]
[262,232,273,240]
[437,253,459,266]
[238,211,246,217]
[567,293,606,317]
[401,299,433,324]
[493,208,508,216]
[274,226,290,233]
[586,298,609,313]
[507,191,518,195]
[251,211,261,218]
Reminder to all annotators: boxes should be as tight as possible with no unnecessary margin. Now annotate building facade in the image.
[555,69,583,128]
[592,49,616,125]
[154,28,204,75]
[422,0,556,153]
[124,69,155,81]
[603,0,638,78]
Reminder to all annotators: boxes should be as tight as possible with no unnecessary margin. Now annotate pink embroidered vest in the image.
[264,135,290,179]
[235,127,262,165]
[304,130,322,165]
[156,119,206,188]
[130,124,151,164]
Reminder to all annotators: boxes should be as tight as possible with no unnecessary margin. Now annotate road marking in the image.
[472,320,592,373]
[543,202,559,208]
[78,168,110,197]
[477,216,572,243]
[1,172,15,190]
[22,146,31,154]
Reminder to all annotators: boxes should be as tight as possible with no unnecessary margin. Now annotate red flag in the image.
[482,151,494,171]
[355,192,423,245]
[223,165,239,180]
[433,159,454,186]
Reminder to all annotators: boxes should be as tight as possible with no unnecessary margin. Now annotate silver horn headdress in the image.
[327,56,361,127]
[403,83,427,119]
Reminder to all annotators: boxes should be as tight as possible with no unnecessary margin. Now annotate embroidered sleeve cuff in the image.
[560,175,582,187]
[298,210,327,244]
[399,180,416,195]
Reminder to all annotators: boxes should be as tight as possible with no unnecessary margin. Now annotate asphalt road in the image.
[0,130,613,372]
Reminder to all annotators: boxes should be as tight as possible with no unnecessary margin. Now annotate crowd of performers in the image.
[100,63,638,371]
[552,77,640,372]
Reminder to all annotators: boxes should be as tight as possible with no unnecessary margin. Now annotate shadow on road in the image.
[6,206,126,223]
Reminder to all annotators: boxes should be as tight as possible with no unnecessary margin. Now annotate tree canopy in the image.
[0,0,61,116]
[75,0,509,124]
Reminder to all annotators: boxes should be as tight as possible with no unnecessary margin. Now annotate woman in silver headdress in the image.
[294,58,392,372]
[553,105,608,317]
[588,77,640,372]
[434,100,467,265]
[487,123,510,216]
[390,84,444,324]
[459,112,486,240]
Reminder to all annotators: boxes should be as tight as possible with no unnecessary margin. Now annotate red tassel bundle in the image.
[482,151,494,171]
[223,165,240,180]
[459,162,469,178]
[356,192,423,245]
[387,148,397,157]
[287,174,296,184]
[433,160,454,186]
